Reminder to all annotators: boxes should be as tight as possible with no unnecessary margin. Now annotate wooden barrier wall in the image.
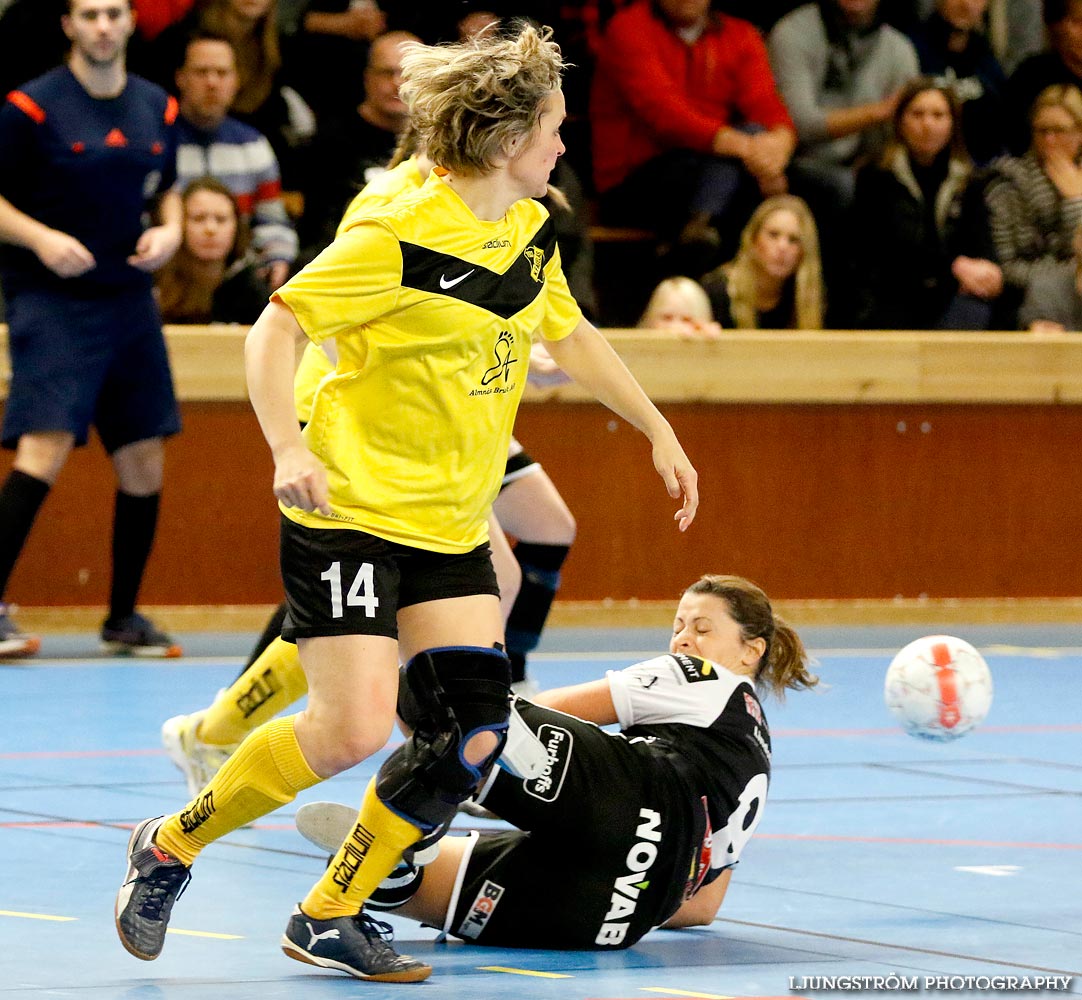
[0,327,1079,606]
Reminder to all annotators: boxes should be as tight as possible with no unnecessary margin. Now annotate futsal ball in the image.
[884,635,993,742]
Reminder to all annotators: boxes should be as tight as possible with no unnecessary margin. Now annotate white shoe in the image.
[160,710,237,798]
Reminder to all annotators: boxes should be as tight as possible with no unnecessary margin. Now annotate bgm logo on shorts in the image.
[457,879,504,939]
[524,723,572,802]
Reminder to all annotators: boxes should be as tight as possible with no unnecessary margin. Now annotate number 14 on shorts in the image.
[320,561,379,618]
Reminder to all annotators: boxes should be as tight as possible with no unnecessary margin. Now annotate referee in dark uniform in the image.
[0,0,184,658]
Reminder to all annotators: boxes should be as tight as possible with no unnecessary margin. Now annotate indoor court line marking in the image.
[478,966,573,978]
[167,928,244,940]
[9,656,246,669]
[757,832,1082,850]
[718,917,1082,977]
[772,722,1082,737]
[0,748,165,760]
[641,988,733,998]
[0,909,76,922]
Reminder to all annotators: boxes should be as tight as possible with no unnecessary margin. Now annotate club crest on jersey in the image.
[670,653,717,683]
[523,245,545,282]
[744,691,763,725]
[458,879,504,939]
[524,723,572,802]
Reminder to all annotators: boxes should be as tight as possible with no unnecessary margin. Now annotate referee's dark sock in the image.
[0,469,51,601]
[505,542,570,684]
[108,490,160,622]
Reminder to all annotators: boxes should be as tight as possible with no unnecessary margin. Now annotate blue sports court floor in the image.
[2,624,1080,999]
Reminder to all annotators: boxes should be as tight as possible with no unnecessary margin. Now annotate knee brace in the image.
[378,645,511,831]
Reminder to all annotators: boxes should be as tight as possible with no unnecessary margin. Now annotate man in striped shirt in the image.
[174,30,296,289]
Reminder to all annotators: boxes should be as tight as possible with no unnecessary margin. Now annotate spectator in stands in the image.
[1018,224,1082,330]
[851,77,1002,329]
[157,177,270,323]
[986,0,1046,76]
[174,31,296,289]
[1006,0,1082,153]
[142,0,312,185]
[299,29,418,254]
[288,0,387,118]
[591,0,795,268]
[700,194,825,329]
[638,276,722,338]
[986,83,1082,322]
[907,0,1008,164]
[768,0,920,218]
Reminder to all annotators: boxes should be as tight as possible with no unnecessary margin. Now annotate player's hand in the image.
[652,430,698,532]
[273,443,331,515]
[128,224,182,272]
[33,229,95,278]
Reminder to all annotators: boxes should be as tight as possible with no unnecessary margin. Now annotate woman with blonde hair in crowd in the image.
[851,77,1002,330]
[156,176,269,324]
[987,83,1082,325]
[700,194,823,329]
[638,275,722,338]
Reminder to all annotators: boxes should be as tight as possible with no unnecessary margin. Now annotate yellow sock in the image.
[156,715,321,866]
[301,779,421,919]
[199,638,309,747]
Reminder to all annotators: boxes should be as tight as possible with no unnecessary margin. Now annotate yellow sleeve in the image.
[539,243,584,343]
[273,221,402,344]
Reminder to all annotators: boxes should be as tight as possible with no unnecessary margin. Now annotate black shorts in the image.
[500,446,539,491]
[279,516,500,641]
[445,700,701,949]
[2,287,180,451]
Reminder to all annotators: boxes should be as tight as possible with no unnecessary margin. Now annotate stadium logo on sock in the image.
[332,822,375,893]
[236,667,283,719]
[179,790,215,833]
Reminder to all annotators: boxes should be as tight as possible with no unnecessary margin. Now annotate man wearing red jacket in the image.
[591,0,795,259]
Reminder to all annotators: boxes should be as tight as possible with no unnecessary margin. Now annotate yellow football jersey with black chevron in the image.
[275,171,582,552]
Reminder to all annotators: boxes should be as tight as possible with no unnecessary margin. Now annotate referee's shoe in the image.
[115,817,191,960]
[282,905,432,982]
[101,612,183,658]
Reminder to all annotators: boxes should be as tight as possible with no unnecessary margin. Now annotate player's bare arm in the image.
[245,300,331,515]
[544,318,698,530]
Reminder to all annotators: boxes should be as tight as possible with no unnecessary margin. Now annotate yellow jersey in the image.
[292,156,429,422]
[274,171,582,552]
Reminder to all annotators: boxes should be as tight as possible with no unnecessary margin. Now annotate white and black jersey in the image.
[446,653,772,951]
[608,653,772,885]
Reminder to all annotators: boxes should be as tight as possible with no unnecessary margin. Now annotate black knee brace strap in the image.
[378,645,511,831]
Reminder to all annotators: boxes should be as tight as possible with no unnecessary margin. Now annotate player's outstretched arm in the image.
[245,300,330,514]
[544,318,698,531]
[531,678,619,725]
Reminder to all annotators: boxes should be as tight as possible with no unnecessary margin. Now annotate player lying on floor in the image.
[294,573,817,950]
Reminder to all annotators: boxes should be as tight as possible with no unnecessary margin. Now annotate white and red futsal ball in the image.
[884,635,993,742]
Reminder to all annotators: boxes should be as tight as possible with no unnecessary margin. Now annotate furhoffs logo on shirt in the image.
[524,723,573,802]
